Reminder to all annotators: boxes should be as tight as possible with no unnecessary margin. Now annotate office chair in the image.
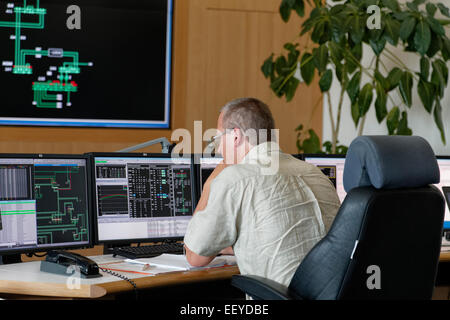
[231,136,445,300]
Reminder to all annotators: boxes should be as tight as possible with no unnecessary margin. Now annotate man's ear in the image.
[233,128,243,147]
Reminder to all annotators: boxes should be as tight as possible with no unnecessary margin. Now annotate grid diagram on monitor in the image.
[0,157,90,252]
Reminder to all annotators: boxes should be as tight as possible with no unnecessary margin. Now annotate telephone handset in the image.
[40,250,102,278]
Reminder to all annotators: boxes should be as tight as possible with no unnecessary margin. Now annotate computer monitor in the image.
[0,0,173,128]
[90,153,195,244]
[304,154,347,203]
[0,154,92,256]
[436,157,450,230]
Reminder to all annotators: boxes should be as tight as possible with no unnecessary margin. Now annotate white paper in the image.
[133,254,236,271]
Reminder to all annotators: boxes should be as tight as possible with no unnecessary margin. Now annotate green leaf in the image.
[374,70,389,91]
[434,100,446,144]
[300,52,315,85]
[302,129,322,153]
[426,2,437,16]
[434,60,448,85]
[397,112,413,136]
[431,59,448,97]
[414,20,431,56]
[285,77,300,102]
[426,16,445,36]
[399,17,416,41]
[311,21,325,43]
[412,0,426,6]
[386,67,403,90]
[417,80,435,113]
[358,83,374,116]
[280,0,292,22]
[407,2,419,12]
[350,14,364,44]
[386,107,400,135]
[275,56,288,75]
[285,43,300,66]
[346,71,361,104]
[383,15,401,45]
[426,31,442,58]
[437,3,450,18]
[319,69,333,92]
[293,0,305,17]
[270,76,284,97]
[261,54,274,79]
[329,42,344,64]
[313,44,329,74]
[381,0,399,12]
[375,83,388,123]
[369,36,386,56]
[399,71,413,107]
[420,56,429,80]
[443,37,450,61]
[351,100,360,127]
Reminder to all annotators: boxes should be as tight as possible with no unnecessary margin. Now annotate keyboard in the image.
[112,243,184,259]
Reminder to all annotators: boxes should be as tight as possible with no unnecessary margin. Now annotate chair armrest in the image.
[231,275,296,300]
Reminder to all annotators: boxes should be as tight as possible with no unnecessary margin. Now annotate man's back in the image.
[184,142,341,287]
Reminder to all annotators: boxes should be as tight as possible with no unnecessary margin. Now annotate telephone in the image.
[40,250,102,278]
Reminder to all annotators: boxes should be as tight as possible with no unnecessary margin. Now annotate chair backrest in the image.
[288,136,445,300]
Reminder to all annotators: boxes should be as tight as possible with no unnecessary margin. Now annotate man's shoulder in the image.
[214,163,260,186]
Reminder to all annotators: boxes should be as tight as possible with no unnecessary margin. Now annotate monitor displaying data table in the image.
[90,153,195,244]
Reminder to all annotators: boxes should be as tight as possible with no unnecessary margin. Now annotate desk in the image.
[0,253,448,300]
[440,251,450,262]
[0,255,240,300]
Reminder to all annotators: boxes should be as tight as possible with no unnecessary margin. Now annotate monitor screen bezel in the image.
[193,153,223,203]
[437,156,450,231]
[0,153,93,255]
[87,152,197,245]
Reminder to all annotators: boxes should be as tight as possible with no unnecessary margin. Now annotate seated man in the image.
[184,98,340,287]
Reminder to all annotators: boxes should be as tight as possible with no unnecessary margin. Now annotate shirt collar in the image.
[240,141,282,165]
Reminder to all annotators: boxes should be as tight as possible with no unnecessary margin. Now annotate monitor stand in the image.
[0,254,22,265]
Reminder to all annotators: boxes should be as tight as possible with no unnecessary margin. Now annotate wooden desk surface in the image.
[0,255,240,299]
[98,265,240,296]
[440,251,450,262]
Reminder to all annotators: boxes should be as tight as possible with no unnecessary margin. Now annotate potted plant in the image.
[262,0,450,154]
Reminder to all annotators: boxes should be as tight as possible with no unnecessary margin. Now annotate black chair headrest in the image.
[343,136,440,192]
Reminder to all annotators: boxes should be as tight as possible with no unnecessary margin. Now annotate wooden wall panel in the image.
[180,0,322,154]
[0,0,321,155]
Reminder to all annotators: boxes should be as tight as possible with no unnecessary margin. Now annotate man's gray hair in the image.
[220,98,275,145]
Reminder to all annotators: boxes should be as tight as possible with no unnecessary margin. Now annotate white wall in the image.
[322,5,450,156]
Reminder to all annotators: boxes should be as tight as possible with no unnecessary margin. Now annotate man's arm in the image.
[185,162,234,267]
[194,162,228,214]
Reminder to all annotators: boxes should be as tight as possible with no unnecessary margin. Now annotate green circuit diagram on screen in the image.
[34,165,88,244]
[0,0,93,109]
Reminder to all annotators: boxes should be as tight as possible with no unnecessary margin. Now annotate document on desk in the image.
[98,254,236,276]
[132,254,237,273]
